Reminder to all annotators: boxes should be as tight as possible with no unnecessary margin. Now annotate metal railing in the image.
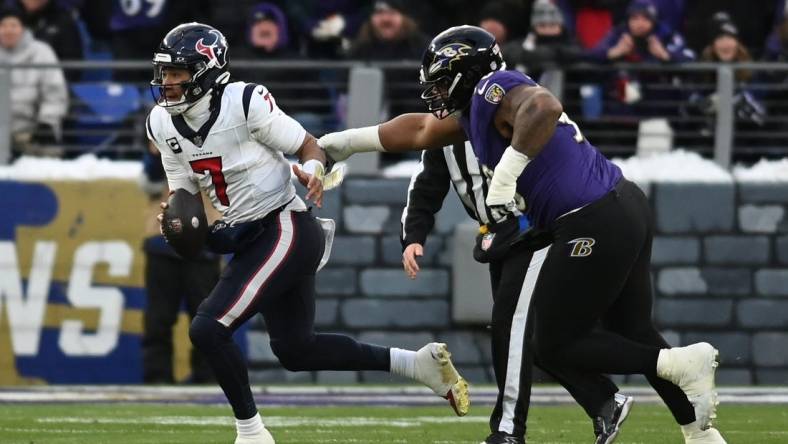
[1,60,786,168]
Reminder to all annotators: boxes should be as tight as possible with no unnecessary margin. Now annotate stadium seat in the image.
[68,83,142,152]
[74,17,114,82]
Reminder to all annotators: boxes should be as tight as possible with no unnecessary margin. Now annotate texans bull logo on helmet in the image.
[195,29,228,69]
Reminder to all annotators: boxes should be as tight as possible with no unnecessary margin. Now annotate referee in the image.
[400,141,632,444]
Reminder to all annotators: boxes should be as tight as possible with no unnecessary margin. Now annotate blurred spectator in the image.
[701,20,753,81]
[680,18,766,152]
[232,2,312,117]
[504,0,582,78]
[478,1,523,46]
[683,0,781,58]
[348,0,427,60]
[284,0,369,58]
[233,2,295,59]
[10,0,82,61]
[585,0,694,117]
[140,142,219,384]
[0,7,67,156]
[588,0,694,63]
[348,0,428,145]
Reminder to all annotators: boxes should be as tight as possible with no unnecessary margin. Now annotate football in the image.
[162,188,208,259]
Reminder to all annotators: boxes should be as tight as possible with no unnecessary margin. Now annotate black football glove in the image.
[473,214,533,263]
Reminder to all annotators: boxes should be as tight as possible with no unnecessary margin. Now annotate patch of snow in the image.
[612,150,732,183]
[0,154,142,181]
[733,158,788,182]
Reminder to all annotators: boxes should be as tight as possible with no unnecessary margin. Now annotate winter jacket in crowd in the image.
[0,29,68,138]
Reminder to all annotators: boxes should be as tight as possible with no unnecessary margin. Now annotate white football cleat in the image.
[414,342,470,416]
[683,426,727,443]
[657,342,719,429]
[235,428,275,444]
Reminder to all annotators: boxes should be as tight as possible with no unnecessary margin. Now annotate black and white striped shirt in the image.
[400,141,493,248]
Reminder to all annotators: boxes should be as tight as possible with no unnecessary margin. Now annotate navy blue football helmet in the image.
[151,23,229,113]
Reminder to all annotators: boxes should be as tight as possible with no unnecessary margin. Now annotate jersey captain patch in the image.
[484,83,505,104]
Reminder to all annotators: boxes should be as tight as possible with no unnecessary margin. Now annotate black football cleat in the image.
[594,393,634,444]
[481,432,525,444]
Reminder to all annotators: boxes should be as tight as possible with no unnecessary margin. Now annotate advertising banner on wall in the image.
[0,179,235,384]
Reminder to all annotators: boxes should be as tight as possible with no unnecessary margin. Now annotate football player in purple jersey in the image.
[320,25,725,444]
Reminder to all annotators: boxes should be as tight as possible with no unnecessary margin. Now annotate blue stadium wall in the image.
[0,178,786,385]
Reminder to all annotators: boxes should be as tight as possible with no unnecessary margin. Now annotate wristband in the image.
[486,146,530,206]
[301,159,325,177]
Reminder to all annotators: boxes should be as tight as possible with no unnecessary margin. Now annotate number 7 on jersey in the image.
[190,157,230,206]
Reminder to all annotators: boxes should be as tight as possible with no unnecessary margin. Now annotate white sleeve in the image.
[159,147,199,194]
[146,114,199,194]
[246,85,306,155]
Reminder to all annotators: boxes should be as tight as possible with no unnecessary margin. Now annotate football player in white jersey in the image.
[146,23,469,444]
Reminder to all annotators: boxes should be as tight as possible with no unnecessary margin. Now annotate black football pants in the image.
[189,209,390,420]
[487,243,618,439]
[530,180,695,425]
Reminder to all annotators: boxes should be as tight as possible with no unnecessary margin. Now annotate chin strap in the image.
[208,72,230,111]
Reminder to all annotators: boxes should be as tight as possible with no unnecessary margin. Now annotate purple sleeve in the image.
[467,70,536,165]
[471,71,536,113]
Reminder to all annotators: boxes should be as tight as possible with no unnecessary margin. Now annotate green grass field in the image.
[0,403,784,444]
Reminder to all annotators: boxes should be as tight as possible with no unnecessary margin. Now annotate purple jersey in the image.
[110,0,168,31]
[459,70,622,229]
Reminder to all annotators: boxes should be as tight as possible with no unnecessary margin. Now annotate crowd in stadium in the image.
[2,0,783,63]
[0,0,787,158]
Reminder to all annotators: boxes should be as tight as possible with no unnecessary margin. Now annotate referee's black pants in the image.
[530,179,695,425]
[142,251,218,383]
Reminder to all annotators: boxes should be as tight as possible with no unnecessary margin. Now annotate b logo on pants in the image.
[567,237,595,257]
